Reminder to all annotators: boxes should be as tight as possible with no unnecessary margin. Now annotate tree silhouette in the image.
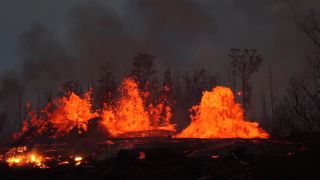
[0,109,7,133]
[59,80,81,97]
[94,66,116,111]
[229,48,263,116]
[131,53,157,90]
[296,9,320,49]
[182,69,218,106]
[274,8,320,133]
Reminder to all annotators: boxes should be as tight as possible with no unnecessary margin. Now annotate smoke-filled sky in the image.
[0,0,320,114]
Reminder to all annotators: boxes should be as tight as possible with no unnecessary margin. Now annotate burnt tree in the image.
[162,69,175,109]
[131,53,157,91]
[274,9,320,134]
[182,69,218,106]
[296,9,320,49]
[94,66,116,112]
[229,48,263,116]
[0,109,7,133]
[59,80,81,97]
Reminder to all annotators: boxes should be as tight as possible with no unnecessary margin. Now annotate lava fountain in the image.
[175,86,269,138]
[101,77,176,137]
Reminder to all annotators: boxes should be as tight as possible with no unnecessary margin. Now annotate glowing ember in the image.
[211,155,219,159]
[58,161,70,165]
[237,91,242,96]
[138,152,146,159]
[74,156,83,166]
[175,86,269,139]
[5,146,47,168]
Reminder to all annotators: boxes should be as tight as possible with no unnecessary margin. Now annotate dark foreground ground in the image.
[0,134,319,180]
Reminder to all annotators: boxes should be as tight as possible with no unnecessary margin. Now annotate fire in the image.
[48,89,98,136]
[5,146,47,168]
[2,146,90,168]
[13,76,267,140]
[101,77,175,137]
[14,89,99,139]
[101,78,151,136]
[175,86,269,139]
[148,85,175,131]
[14,77,176,139]
[74,156,83,166]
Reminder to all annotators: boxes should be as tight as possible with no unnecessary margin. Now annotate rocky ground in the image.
[0,135,319,180]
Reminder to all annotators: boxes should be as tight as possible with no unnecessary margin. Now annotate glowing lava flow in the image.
[4,146,48,168]
[175,86,269,139]
[48,90,98,136]
[101,78,151,136]
[101,77,176,136]
[14,89,99,139]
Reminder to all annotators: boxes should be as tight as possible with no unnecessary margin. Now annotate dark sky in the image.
[0,0,320,117]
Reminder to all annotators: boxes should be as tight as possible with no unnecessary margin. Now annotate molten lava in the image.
[4,146,48,168]
[13,76,267,141]
[175,86,269,139]
[14,89,99,139]
[101,78,151,136]
[48,89,98,136]
[101,77,175,137]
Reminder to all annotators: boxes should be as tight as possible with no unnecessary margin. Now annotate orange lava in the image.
[5,146,48,168]
[101,77,175,137]
[14,89,99,139]
[48,89,98,136]
[175,86,269,139]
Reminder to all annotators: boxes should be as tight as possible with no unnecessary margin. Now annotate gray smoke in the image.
[0,0,320,138]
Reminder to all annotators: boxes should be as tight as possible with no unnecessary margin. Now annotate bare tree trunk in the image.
[18,93,22,130]
[37,90,40,118]
[269,66,276,134]
[175,71,181,104]
[242,79,247,117]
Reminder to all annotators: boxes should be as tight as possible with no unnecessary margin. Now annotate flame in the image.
[74,156,83,166]
[14,77,176,139]
[14,89,99,138]
[175,86,269,139]
[148,85,175,131]
[48,89,98,136]
[101,77,176,136]
[2,146,89,168]
[5,146,47,168]
[101,78,152,136]
[13,76,267,140]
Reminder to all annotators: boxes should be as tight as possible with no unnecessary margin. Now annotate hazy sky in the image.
[0,0,320,110]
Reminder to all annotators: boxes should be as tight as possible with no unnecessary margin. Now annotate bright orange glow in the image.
[175,86,269,139]
[3,146,89,168]
[148,85,175,131]
[101,77,176,137]
[13,76,267,140]
[5,146,47,168]
[74,156,83,166]
[14,89,99,138]
[48,89,98,136]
